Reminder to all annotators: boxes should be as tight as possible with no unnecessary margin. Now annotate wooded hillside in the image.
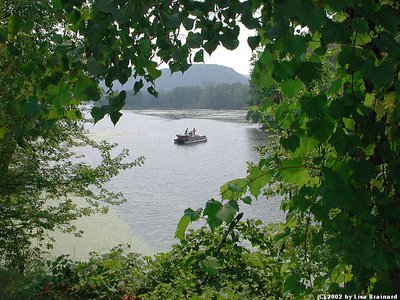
[101,64,249,91]
[124,82,249,109]
[101,64,250,109]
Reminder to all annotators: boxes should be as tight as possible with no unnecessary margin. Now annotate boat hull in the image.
[174,135,207,144]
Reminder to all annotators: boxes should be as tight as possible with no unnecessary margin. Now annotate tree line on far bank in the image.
[107,82,250,110]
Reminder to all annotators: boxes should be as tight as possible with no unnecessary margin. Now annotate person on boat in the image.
[192,128,196,136]
[184,128,189,135]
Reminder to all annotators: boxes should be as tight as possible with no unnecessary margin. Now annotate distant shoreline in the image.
[125,109,252,123]
[123,107,247,111]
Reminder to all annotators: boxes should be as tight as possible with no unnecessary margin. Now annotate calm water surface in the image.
[74,110,284,255]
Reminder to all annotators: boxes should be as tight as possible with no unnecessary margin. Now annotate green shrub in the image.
[24,245,144,299]
[139,220,285,299]
[11,221,328,299]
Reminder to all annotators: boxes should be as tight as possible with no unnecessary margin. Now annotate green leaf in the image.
[168,61,181,73]
[306,118,334,142]
[294,135,319,158]
[334,130,360,156]
[0,26,8,43]
[321,20,347,45]
[91,106,107,123]
[314,46,327,56]
[134,80,144,94]
[184,208,202,221]
[175,215,191,241]
[216,201,239,223]
[8,15,24,35]
[342,117,356,131]
[117,69,129,85]
[164,13,181,29]
[109,91,126,112]
[327,78,343,94]
[280,135,300,152]
[199,256,221,275]
[242,196,252,205]
[95,0,117,13]
[220,178,247,200]
[248,166,271,198]
[283,274,303,296]
[0,126,7,139]
[183,18,195,30]
[280,159,312,186]
[375,5,400,32]
[183,255,196,272]
[148,66,162,81]
[347,159,374,186]
[247,36,260,51]
[281,79,304,98]
[363,62,395,89]
[110,111,122,125]
[259,50,274,65]
[204,199,222,218]
[203,199,223,230]
[194,50,204,63]
[22,98,40,117]
[204,39,219,55]
[375,31,400,59]
[186,32,203,48]
[147,86,158,97]
[67,9,81,26]
[273,61,293,81]
[221,36,239,50]
[51,82,71,107]
[279,35,307,58]
[73,76,98,101]
[112,5,130,25]
[228,184,243,193]
[138,38,151,56]
[241,3,260,29]
[87,57,107,76]
[297,62,321,85]
[352,18,369,33]
[66,110,80,120]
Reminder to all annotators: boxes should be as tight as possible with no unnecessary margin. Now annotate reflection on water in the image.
[54,110,285,257]
[48,203,153,260]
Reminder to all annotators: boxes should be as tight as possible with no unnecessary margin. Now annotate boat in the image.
[174,134,207,144]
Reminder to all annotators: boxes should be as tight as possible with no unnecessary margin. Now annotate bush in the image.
[139,220,285,299]
[7,221,328,299]
[24,245,144,299]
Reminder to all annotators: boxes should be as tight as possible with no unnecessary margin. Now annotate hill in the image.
[105,64,249,92]
[124,82,250,110]
[154,64,248,91]
[98,64,251,110]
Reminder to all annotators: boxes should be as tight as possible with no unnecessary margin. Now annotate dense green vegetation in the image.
[1,0,399,299]
[0,0,143,274]
[1,222,302,299]
[122,82,249,109]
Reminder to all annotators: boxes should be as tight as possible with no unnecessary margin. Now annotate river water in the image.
[51,110,285,258]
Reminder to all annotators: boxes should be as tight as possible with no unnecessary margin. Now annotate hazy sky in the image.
[202,25,255,76]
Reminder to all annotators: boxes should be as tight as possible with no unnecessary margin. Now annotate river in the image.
[50,110,285,259]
